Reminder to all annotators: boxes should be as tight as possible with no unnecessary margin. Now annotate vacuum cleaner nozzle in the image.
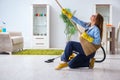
[45,58,55,63]
[44,56,61,63]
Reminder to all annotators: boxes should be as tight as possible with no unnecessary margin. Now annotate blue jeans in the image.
[61,41,95,68]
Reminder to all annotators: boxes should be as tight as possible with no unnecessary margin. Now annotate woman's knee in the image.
[68,61,78,68]
[68,63,76,68]
[67,41,72,44]
[67,41,75,46]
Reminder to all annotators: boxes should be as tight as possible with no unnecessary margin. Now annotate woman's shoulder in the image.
[93,25,99,29]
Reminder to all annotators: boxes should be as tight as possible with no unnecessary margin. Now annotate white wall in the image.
[0,0,120,49]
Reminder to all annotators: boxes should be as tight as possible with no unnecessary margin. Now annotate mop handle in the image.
[55,0,63,9]
[55,0,82,34]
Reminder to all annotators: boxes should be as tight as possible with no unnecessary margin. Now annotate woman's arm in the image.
[72,16,89,29]
[86,26,101,45]
[92,28,101,45]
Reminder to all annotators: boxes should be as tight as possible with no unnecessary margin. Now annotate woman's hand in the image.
[81,32,94,43]
[62,9,73,19]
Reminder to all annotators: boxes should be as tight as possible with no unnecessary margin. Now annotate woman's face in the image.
[90,14,97,23]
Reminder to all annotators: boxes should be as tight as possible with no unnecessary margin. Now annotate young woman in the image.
[55,9,104,70]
